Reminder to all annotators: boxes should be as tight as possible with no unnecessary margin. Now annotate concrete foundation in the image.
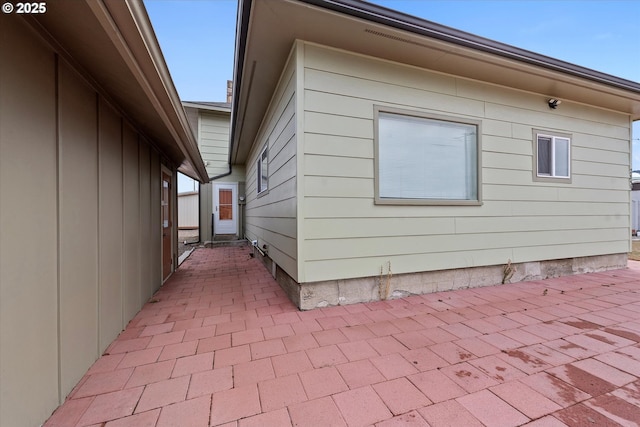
[258,252,628,310]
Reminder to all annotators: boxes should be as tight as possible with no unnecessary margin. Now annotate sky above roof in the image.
[144,0,640,172]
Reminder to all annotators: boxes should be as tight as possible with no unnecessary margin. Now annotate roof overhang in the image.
[25,0,209,182]
[231,0,640,163]
[183,102,232,114]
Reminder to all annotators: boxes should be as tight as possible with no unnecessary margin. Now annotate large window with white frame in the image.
[534,131,571,182]
[257,145,268,194]
[375,107,481,205]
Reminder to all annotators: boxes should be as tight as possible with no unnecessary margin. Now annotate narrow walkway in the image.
[46,246,640,426]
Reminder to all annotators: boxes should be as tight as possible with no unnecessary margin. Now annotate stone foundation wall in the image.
[261,252,628,310]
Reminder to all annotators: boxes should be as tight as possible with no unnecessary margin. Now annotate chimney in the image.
[226,80,233,104]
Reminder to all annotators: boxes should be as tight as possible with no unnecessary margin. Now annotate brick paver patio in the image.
[45,245,640,426]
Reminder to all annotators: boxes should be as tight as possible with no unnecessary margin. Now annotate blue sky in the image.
[144,0,640,179]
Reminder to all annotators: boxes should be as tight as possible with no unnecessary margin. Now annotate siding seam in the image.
[120,117,125,330]
[54,52,62,405]
[96,94,102,356]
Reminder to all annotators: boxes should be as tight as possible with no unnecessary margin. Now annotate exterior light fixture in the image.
[548,98,561,109]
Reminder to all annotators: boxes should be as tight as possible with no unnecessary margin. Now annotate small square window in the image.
[257,145,268,194]
[534,131,571,181]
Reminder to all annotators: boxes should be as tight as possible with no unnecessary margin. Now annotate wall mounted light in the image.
[548,98,561,109]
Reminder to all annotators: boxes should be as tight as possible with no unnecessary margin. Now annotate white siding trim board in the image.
[296,41,307,283]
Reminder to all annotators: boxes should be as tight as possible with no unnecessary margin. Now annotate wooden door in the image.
[162,171,172,280]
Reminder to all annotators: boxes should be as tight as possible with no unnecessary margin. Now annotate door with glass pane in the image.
[213,183,237,235]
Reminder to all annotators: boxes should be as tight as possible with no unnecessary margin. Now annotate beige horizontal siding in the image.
[572,160,628,178]
[573,146,628,165]
[199,146,228,155]
[304,228,628,261]
[454,215,628,234]
[483,151,531,171]
[305,110,372,139]
[305,176,373,198]
[199,111,231,177]
[304,215,627,240]
[304,197,629,218]
[513,240,629,263]
[304,44,458,97]
[483,119,514,138]
[482,135,531,156]
[299,42,631,283]
[303,81,486,121]
[485,103,629,140]
[482,185,627,203]
[303,240,627,283]
[247,196,297,220]
[305,217,456,239]
[510,201,628,216]
[244,46,299,280]
[305,154,372,178]
[305,133,373,158]
[484,168,630,191]
[247,174,296,210]
[456,78,629,127]
[270,118,296,174]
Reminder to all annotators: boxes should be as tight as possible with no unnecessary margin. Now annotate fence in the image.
[178,191,198,229]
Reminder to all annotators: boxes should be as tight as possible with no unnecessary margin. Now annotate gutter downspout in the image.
[207,139,232,240]
[209,165,232,181]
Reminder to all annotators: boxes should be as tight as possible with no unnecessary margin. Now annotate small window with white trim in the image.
[257,145,268,194]
[534,131,571,182]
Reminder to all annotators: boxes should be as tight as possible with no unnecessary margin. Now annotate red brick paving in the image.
[44,247,640,426]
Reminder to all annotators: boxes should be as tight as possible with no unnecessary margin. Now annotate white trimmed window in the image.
[375,108,481,205]
[257,145,268,194]
[535,132,571,180]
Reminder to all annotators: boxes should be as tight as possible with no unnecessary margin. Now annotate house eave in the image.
[183,102,232,114]
[304,0,640,95]
[25,0,209,183]
[231,0,640,163]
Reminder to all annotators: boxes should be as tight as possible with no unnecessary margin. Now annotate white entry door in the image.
[213,183,237,235]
